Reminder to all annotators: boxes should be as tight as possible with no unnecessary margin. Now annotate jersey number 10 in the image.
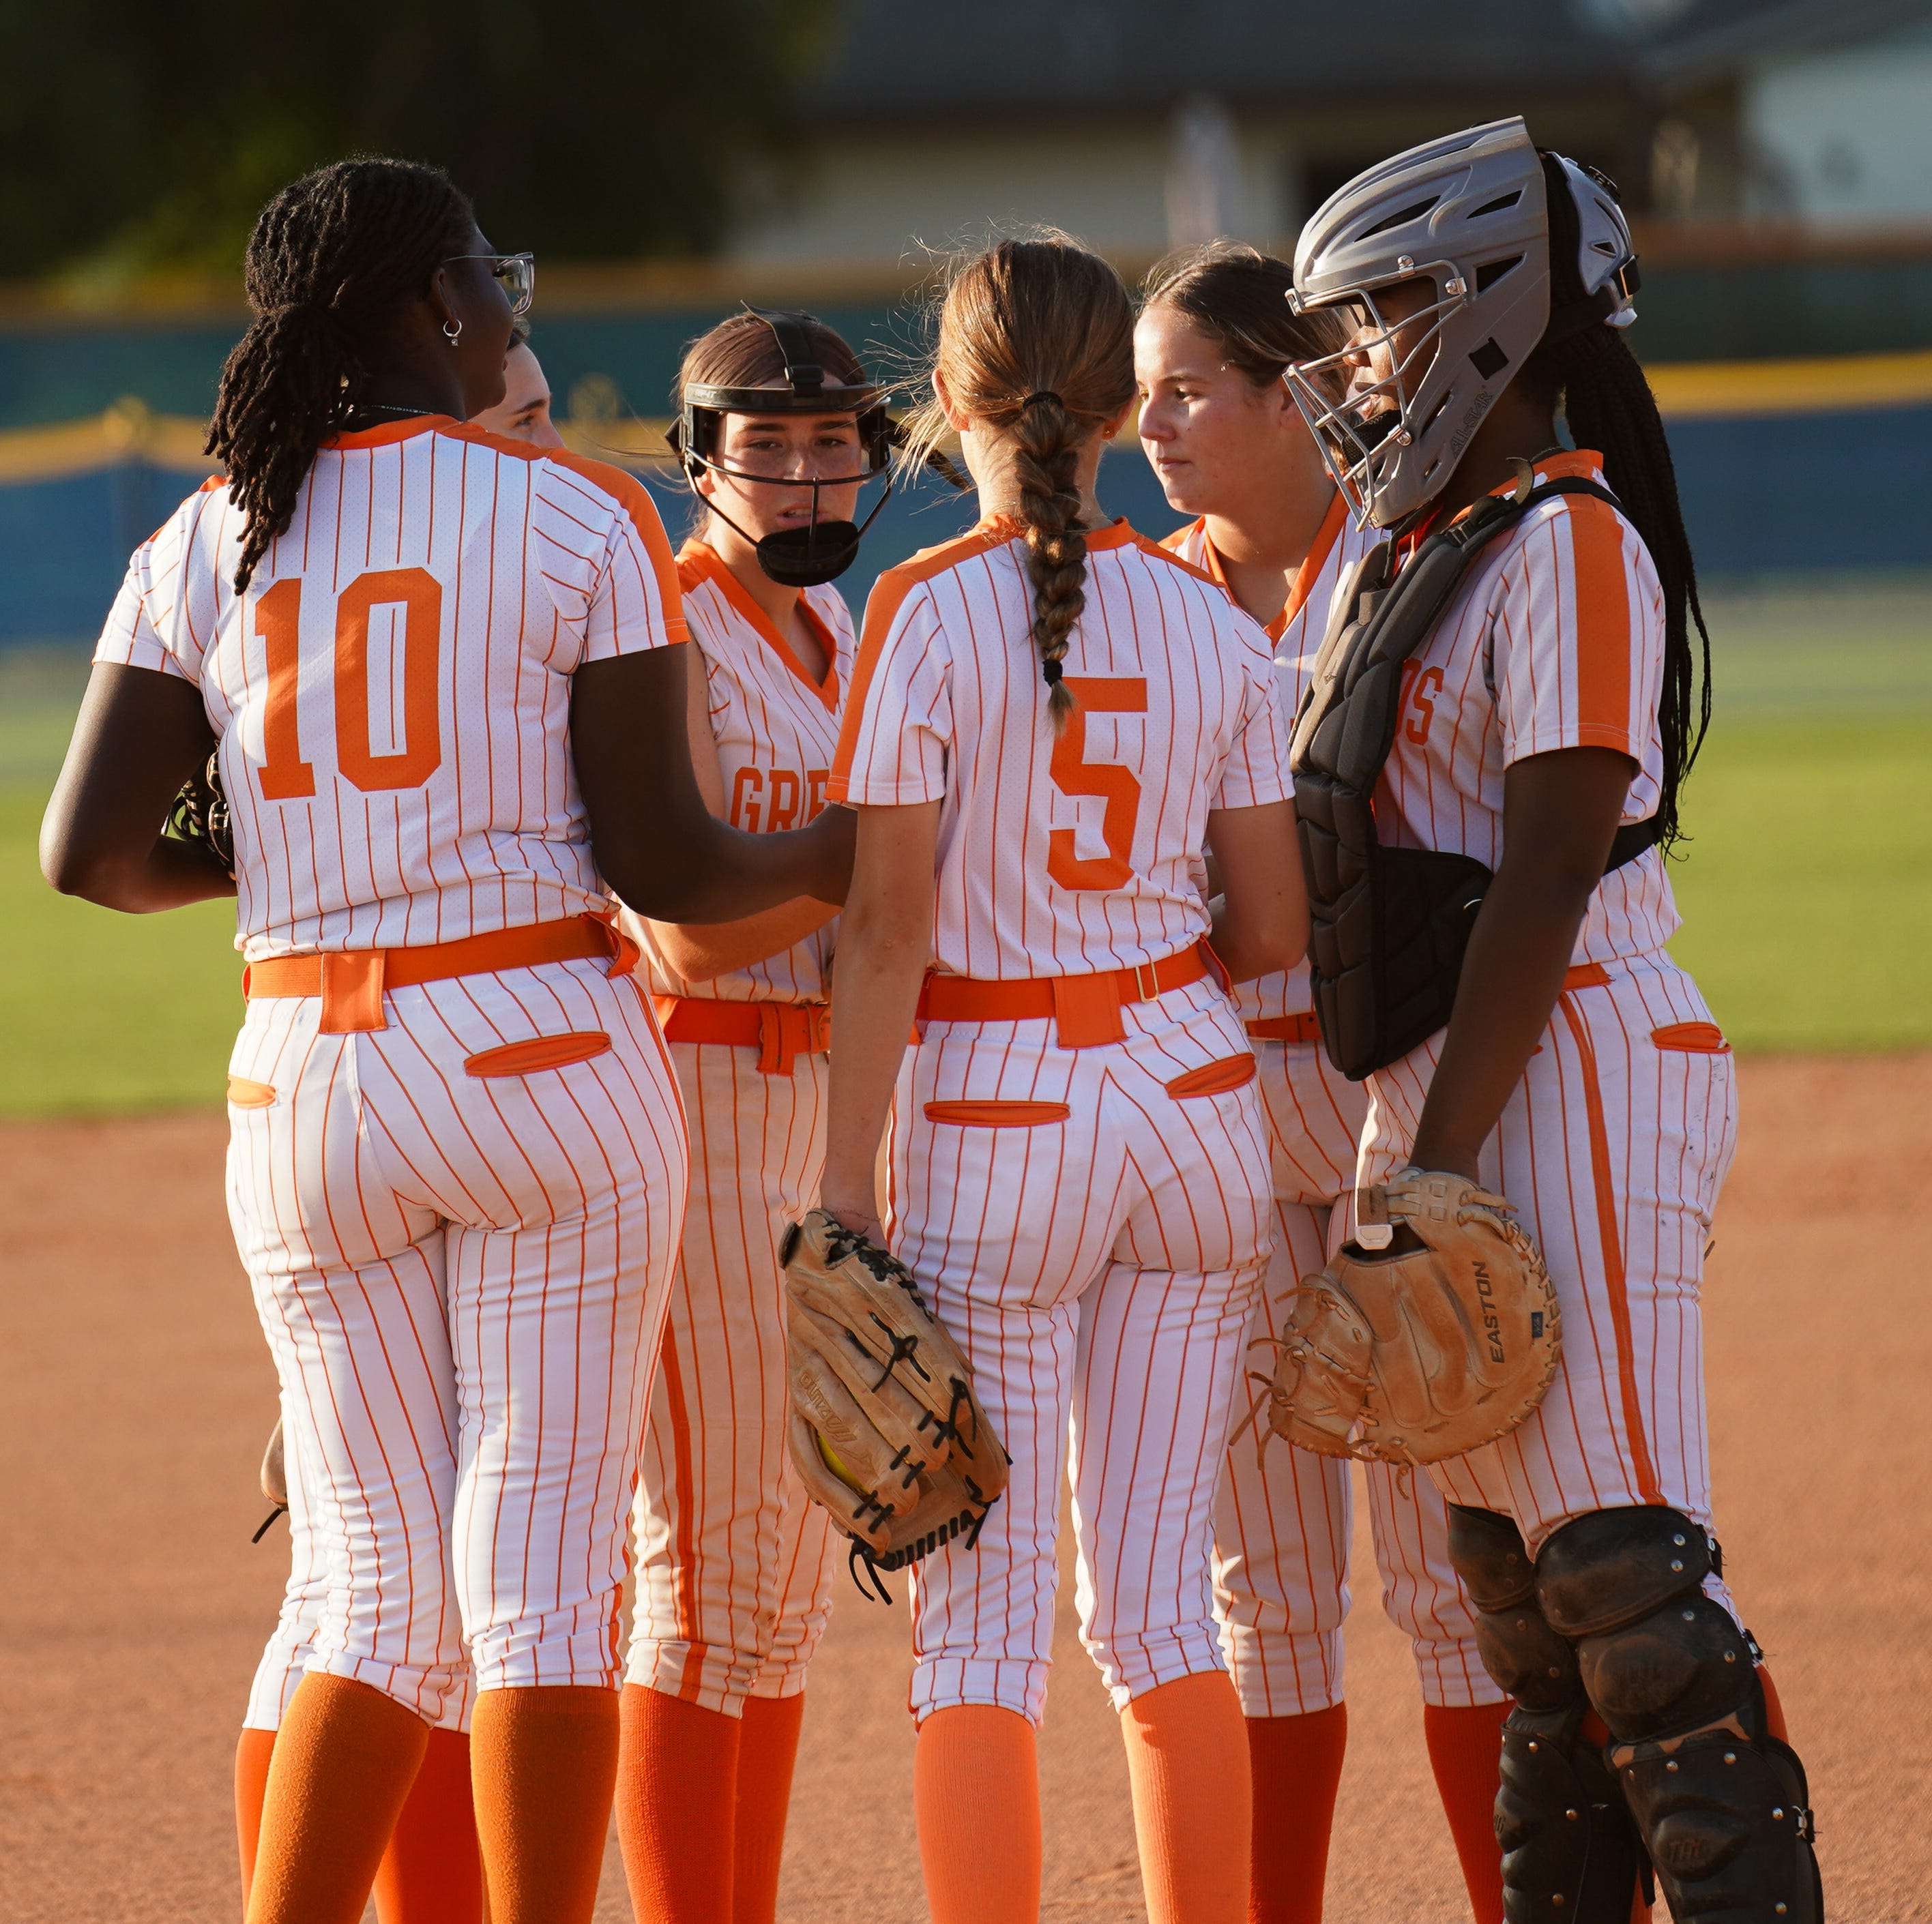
[256,568,445,799]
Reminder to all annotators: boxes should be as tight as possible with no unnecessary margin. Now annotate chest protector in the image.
[1289,478,1659,1081]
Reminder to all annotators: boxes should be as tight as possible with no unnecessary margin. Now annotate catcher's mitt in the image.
[1261,1168,1561,1466]
[782,1209,1008,1597]
[166,752,235,879]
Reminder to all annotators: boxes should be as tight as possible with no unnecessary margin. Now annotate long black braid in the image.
[207,158,478,593]
[1527,153,1711,848]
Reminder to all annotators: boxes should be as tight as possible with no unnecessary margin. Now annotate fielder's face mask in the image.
[666,308,896,588]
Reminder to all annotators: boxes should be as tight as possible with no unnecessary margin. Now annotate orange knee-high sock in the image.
[614,1685,742,1923]
[470,1685,620,1924]
[1757,1664,1790,1744]
[733,1693,806,1924]
[372,1728,485,1924]
[245,1675,433,1924]
[1423,1702,1509,1924]
[914,1705,1042,1924]
[1121,1672,1253,1924]
[235,1727,278,1912]
[1245,1702,1349,1924]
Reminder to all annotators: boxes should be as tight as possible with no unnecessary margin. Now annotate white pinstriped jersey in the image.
[830,517,1289,979]
[1379,448,1676,964]
[632,542,853,1006]
[1162,496,1384,1023]
[93,415,687,962]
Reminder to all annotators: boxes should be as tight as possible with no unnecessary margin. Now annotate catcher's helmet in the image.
[666,308,897,588]
[1285,118,1639,529]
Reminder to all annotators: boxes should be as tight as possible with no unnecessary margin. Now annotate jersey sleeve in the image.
[92,483,225,685]
[828,574,952,806]
[1209,610,1292,810]
[1491,496,1664,771]
[536,456,689,666]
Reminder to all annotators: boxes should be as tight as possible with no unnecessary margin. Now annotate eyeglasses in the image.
[443,251,536,319]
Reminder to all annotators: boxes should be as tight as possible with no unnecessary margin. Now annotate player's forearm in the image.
[820,804,939,1230]
[602,805,854,923]
[42,830,236,912]
[643,896,838,982]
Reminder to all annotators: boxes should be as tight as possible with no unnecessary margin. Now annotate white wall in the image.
[727,117,1298,267]
[1743,18,1932,222]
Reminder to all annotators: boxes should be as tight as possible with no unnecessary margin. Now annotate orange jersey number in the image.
[255,569,445,798]
[1046,676,1148,891]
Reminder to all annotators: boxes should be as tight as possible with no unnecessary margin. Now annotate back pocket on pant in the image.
[1163,1054,1257,1098]
[922,1100,1071,1127]
[465,1033,612,1078]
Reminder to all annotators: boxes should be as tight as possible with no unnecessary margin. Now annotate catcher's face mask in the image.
[667,308,896,588]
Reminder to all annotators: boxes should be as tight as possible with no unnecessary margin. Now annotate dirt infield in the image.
[4,1055,1927,1923]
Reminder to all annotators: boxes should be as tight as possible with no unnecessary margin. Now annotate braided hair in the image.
[207,158,479,593]
[902,235,1135,732]
[1527,156,1711,846]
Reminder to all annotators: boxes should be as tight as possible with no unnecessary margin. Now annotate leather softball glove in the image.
[782,1209,1008,1596]
[1262,1168,1562,1466]
[165,751,235,878]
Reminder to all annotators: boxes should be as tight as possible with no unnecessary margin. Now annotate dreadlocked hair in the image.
[207,158,478,593]
[1525,153,1710,847]
[1141,241,1348,384]
[901,233,1135,732]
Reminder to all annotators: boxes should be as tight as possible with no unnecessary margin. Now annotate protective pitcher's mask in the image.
[667,308,898,588]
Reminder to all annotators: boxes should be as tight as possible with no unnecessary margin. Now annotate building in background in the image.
[723,0,1932,269]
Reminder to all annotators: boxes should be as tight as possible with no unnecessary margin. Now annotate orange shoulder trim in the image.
[830,522,1010,792]
[1132,531,1218,587]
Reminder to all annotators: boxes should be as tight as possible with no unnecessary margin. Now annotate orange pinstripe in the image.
[837,516,1286,1728]
[97,419,694,1721]
[1350,452,1740,1556]
[626,544,852,1720]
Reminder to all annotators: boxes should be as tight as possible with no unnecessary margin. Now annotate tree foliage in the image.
[0,0,838,276]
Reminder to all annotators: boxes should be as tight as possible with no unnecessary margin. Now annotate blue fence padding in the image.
[6,404,1924,649]
[4,261,1931,431]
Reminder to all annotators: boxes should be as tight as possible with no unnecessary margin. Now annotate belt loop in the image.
[1050,973,1127,1049]
[1132,960,1158,1003]
[319,952,387,1034]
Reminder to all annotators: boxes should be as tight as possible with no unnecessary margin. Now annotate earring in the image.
[443,319,463,346]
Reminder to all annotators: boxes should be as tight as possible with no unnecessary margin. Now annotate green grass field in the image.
[3,578,1928,1114]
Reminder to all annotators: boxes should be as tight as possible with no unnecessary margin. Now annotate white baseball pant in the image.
[1360,955,1740,1570]
[1215,1039,1502,1714]
[888,979,1274,1727]
[225,957,688,1720]
[628,1039,838,1715]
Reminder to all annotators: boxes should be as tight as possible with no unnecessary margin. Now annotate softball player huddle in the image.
[44,112,1817,1924]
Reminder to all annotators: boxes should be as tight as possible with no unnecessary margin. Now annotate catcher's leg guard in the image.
[1447,1507,1648,1924]
[1536,1507,1823,1923]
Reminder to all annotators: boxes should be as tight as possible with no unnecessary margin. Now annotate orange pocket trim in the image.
[1164,1054,1258,1099]
[922,1099,1072,1128]
[1651,1022,1729,1054]
[226,1076,277,1108]
[465,1032,612,1078]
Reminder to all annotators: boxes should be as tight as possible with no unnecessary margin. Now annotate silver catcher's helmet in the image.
[1285,117,1639,529]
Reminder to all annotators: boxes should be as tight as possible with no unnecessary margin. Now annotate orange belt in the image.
[1245,1011,1322,1046]
[654,996,830,1078]
[917,942,1218,1050]
[244,915,630,1035]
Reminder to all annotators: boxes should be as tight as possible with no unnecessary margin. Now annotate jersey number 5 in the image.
[257,568,445,799]
[1046,676,1147,891]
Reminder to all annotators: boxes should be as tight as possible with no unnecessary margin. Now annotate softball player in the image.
[1283,121,1821,1920]
[42,158,849,1924]
[613,309,881,1924]
[231,329,571,1924]
[1136,243,1506,1924]
[822,234,1305,1924]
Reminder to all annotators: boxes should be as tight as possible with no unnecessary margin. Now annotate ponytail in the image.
[1528,156,1710,846]
[208,158,478,593]
[902,234,1135,732]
